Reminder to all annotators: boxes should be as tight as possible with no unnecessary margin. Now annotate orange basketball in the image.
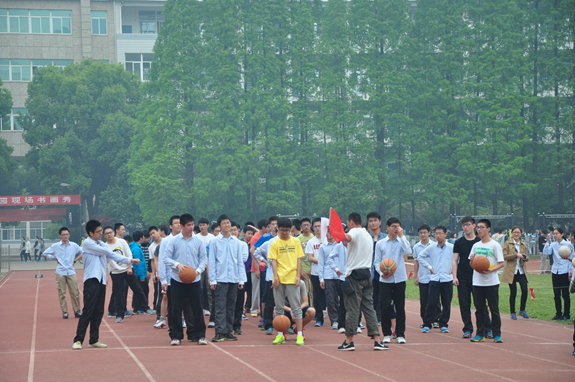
[472,256,490,273]
[380,258,397,277]
[273,314,291,332]
[179,266,197,284]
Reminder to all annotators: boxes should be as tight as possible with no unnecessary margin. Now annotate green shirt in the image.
[297,234,314,273]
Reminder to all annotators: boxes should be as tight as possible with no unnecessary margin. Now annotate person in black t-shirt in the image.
[452,216,492,339]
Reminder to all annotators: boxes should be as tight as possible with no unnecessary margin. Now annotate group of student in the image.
[40,212,575,354]
[19,236,46,262]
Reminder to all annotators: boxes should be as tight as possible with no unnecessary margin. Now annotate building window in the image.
[122,25,132,34]
[91,11,107,35]
[125,53,153,81]
[0,59,72,81]
[139,10,163,34]
[0,9,71,34]
[0,108,28,131]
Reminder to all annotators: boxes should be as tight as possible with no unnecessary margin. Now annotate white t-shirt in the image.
[197,233,215,247]
[469,239,504,287]
[106,238,133,274]
[345,228,373,277]
[149,241,159,261]
[305,237,322,276]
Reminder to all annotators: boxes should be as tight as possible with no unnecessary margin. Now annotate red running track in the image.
[0,270,574,382]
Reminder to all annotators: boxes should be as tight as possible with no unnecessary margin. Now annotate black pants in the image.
[111,272,148,319]
[74,278,106,344]
[552,273,570,316]
[380,281,406,337]
[244,272,252,311]
[170,280,205,341]
[34,249,40,261]
[473,285,501,338]
[140,277,150,308]
[263,281,275,329]
[458,277,491,334]
[373,272,381,322]
[200,269,210,311]
[166,285,194,338]
[214,283,238,336]
[233,285,245,331]
[310,275,325,323]
[424,281,452,328]
[20,250,26,261]
[153,280,161,319]
[509,272,528,313]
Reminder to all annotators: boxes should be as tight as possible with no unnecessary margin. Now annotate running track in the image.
[0,270,573,382]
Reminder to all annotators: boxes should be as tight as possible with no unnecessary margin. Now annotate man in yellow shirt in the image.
[268,217,305,346]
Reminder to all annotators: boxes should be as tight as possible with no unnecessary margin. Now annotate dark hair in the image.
[257,219,268,229]
[169,215,180,226]
[541,229,548,235]
[417,224,431,232]
[59,227,70,235]
[461,216,475,225]
[511,226,523,233]
[114,223,124,232]
[142,231,150,238]
[211,222,219,231]
[103,226,114,233]
[243,225,256,234]
[180,213,195,226]
[148,226,158,233]
[300,217,311,224]
[231,221,241,229]
[193,225,200,234]
[554,227,565,238]
[278,217,293,229]
[244,221,254,227]
[547,226,554,232]
[217,214,231,226]
[198,217,210,225]
[268,215,279,223]
[86,220,101,235]
[347,212,361,226]
[123,234,133,243]
[158,224,169,235]
[477,219,491,229]
[386,217,401,227]
[366,211,381,221]
[291,219,301,231]
[132,230,144,242]
[435,225,448,234]
[311,217,321,226]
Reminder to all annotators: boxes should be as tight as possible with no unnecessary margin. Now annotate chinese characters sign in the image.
[0,195,81,207]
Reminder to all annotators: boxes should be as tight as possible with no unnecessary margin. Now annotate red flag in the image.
[329,208,346,243]
[408,271,413,280]
[529,287,535,301]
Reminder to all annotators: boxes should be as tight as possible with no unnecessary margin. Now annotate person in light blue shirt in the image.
[318,232,339,329]
[163,213,208,346]
[208,215,247,342]
[254,235,277,334]
[417,226,454,333]
[412,224,436,327]
[72,220,140,350]
[374,217,411,344]
[543,228,574,320]
[43,227,83,319]
[327,238,354,333]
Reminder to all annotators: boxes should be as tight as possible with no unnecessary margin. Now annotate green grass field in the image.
[405,273,574,324]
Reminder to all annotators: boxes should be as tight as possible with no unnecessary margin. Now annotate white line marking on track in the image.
[0,271,14,288]
[208,342,277,382]
[27,276,40,382]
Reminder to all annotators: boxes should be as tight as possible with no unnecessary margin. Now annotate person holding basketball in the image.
[374,217,411,344]
[543,228,574,321]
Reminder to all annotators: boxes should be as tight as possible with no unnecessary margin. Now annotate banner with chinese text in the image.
[0,195,81,206]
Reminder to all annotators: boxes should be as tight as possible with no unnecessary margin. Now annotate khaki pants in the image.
[55,274,81,315]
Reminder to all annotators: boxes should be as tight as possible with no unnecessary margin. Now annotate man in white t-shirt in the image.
[197,217,215,316]
[337,212,385,352]
[305,218,325,327]
[469,219,505,343]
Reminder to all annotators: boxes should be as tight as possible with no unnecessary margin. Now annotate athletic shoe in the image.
[226,334,238,341]
[552,314,562,321]
[116,317,123,323]
[197,338,208,345]
[260,326,266,331]
[72,341,82,350]
[331,322,338,330]
[212,334,226,342]
[486,331,493,339]
[266,328,274,335]
[234,329,242,335]
[382,335,391,343]
[433,322,439,329]
[171,339,181,346]
[296,335,304,345]
[374,341,388,351]
[273,334,285,345]
[462,332,471,339]
[338,340,355,351]
[519,311,529,319]
[88,341,107,348]
[251,310,258,317]
[378,321,382,326]
[242,314,248,320]
[397,337,406,344]
[107,313,116,318]
[338,328,345,334]
[572,347,575,356]
[314,321,323,327]
[144,309,154,315]
[124,311,134,317]
[154,320,166,329]
[421,327,429,333]
[258,318,264,327]
[134,310,145,315]
[204,310,210,316]
[286,328,295,335]
[441,327,449,333]
[493,336,503,343]
[63,314,68,319]
[391,331,397,339]
[470,335,485,342]
[357,327,362,334]
[182,318,187,328]
[208,321,215,328]
[359,323,366,329]
[562,315,571,321]
[510,313,517,320]
[74,312,82,318]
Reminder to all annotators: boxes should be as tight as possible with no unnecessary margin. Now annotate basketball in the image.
[380,258,397,277]
[572,257,575,267]
[179,266,197,284]
[558,246,571,259]
[472,256,490,273]
[273,315,291,332]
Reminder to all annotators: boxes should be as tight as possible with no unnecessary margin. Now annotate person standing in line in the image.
[72,220,140,350]
[129,231,153,313]
[502,226,530,320]
[366,212,386,326]
[318,229,339,329]
[148,226,161,323]
[43,227,83,319]
[327,238,349,334]
[543,228,574,321]
[242,225,255,315]
[298,218,314,306]
[412,224,434,327]
[231,221,250,335]
[249,219,268,317]
[539,229,551,274]
[197,217,215,316]
[305,218,325,327]
[254,234,278,335]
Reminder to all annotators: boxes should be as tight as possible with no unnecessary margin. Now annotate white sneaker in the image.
[208,321,215,328]
[338,328,345,334]
[357,327,362,334]
[397,337,406,344]
[154,319,166,328]
[182,318,186,328]
[204,310,210,316]
[72,341,82,350]
[382,336,391,343]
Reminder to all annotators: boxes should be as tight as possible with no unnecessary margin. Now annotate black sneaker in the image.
[74,312,82,318]
[212,334,226,342]
[62,314,68,319]
[226,334,238,341]
[234,329,243,335]
[374,341,388,351]
[338,341,355,351]
[552,314,562,321]
[432,323,439,329]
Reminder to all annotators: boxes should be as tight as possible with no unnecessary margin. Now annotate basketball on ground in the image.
[273,315,291,332]
[380,258,397,277]
[179,266,197,284]
[472,256,490,273]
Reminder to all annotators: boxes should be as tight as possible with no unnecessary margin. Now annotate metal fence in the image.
[0,245,11,273]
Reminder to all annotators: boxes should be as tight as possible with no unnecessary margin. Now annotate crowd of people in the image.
[40,212,575,355]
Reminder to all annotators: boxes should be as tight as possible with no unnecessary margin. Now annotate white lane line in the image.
[0,271,14,288]
[208,342,277,382]
[27,276,40,382]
